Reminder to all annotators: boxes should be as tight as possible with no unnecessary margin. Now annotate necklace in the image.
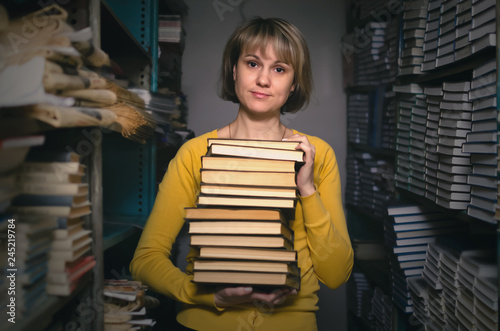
[228,123,287,140]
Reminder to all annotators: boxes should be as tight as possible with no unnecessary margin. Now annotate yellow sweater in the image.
[130,129,353,331]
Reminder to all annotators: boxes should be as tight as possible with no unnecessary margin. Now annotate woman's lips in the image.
[251,91,270,98]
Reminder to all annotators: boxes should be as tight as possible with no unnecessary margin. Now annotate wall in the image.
[180,1,348,330]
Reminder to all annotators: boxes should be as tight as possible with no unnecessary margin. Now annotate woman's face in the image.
[233,43,295,116]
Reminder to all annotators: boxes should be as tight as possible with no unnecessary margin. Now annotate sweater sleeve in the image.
[300,140,354,289]
[129,137,217,307]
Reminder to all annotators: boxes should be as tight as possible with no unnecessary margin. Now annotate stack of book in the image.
[384,201,466,313]
[408,93,428,197]
[423,84,443,202]
[346,151,395,218]
[103,279,158,329]
[435,80,473,210]
[371,287,394,330]
[394,83,424,190]
[399,0,428,75]
[413,235,497,329]
[347,93,370,145]
[407,276,430,326]
[158,14,183,43]
[346,272,375,328]
[8,148,94,296]
[188,138,304,290]
[381,90,398,150]
[462,59,498,223]
[422,0,496,71]
[421,0,442,71]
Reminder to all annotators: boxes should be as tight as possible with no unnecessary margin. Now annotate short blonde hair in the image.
[218,17,313,114]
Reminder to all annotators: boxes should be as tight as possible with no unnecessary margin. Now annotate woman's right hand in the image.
[214,286,297,308]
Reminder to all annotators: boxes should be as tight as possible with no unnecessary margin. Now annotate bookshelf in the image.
[0,0,187,329]
[344,0,498,330]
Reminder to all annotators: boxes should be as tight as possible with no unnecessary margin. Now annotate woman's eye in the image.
[248,61,257,68]
[276,67,285,73]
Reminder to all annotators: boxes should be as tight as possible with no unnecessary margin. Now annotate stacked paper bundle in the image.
[0,4,156,143]
[461,59,498,223]
[103,279,159,330]
[187,138,304,290]
[384,200,466,313]
[7,147,94,297]
[399,0,429,75]
[411,235,497,330]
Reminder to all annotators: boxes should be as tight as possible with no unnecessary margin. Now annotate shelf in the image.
[11,278,92,331]
[354,259,392,295]
[103,218,142,251]
[396,47,496,85]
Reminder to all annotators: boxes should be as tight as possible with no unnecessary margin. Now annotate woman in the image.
[130,17,353,330]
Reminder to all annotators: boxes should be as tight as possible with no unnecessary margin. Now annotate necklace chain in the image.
[228,123,287,140]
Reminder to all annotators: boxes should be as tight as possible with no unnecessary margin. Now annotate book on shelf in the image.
[188,220,294,241]
[51,229,92,251]
[200,169,297,188]
[8,201,91,218]
[192,270,300,290]
[25,149,80,163]
[198,246,297,262]
[46,255,95,285]
[21,161,86,175]
[19,182,89,196]
[49,240,92,262]
[190,234,293,250]
[206,143,304,162]
[53,219,84,239]
[11,193,89,207]
[0,135,45,173]
[201,155,299,172]
[46,272,92,296]
[19,171,84,184]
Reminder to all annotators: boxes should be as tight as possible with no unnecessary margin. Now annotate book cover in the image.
[190,234,293,250]
[207,144,304,162]
[200,169,297,188]
[200,183,297,199]
[207,138,301,150]
[188,220,294,241]
[184,207,286,222]
[201,156,299,173]
[198,246,297,262]
[192,271,300,290]
[193,260,300,275]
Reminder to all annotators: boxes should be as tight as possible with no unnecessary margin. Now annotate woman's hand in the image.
[214,286,297,308]
[284,134,316,197]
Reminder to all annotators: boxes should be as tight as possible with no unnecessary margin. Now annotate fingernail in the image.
[243,287,252,292]
[282,138,288,141]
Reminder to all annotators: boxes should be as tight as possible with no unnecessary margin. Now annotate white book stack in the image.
[400,0,429,75]
[424,85,444,201]
[421,0,442,71]
[371,287,394,330]
[454,0,473,62]
[435,80,473,210]
[346,272,374,325]
[382,91,398,150]
[461,59,497,223]
[384,202,466,314]
[457,252,497,329]
[408,95,428,196]
[470,0,496,54]
[407,276,430,325]
[435,0,458,68]
[394,84,425,190]
[347,94,370,145]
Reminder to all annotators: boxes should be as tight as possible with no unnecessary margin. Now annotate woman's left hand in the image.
[285,134,316,197]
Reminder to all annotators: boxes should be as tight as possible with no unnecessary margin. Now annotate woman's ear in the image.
[233,65,237,81]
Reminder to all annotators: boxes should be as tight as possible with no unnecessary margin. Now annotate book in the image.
[11,193,89,207]
[49,241,92,262]
[22,162,86,175]
[8,202,91,218]
[201,156,298,172]
[190,234,293,250]
[188,221,293,241]
[207,138,301,150]
[192,271,300,290]
[20,183,89,196]
[193,260,299,275]
[0,135,45,173]
[53,220,84,239]
[200,169,296,188]
[197,195,296,211]
[198,246,297,262]
[47,255,96,284]
[51,229,92,251]
[206,144,304,162]
[184,207,286,222]
[19,171,83,184]
[200,183,297,199]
